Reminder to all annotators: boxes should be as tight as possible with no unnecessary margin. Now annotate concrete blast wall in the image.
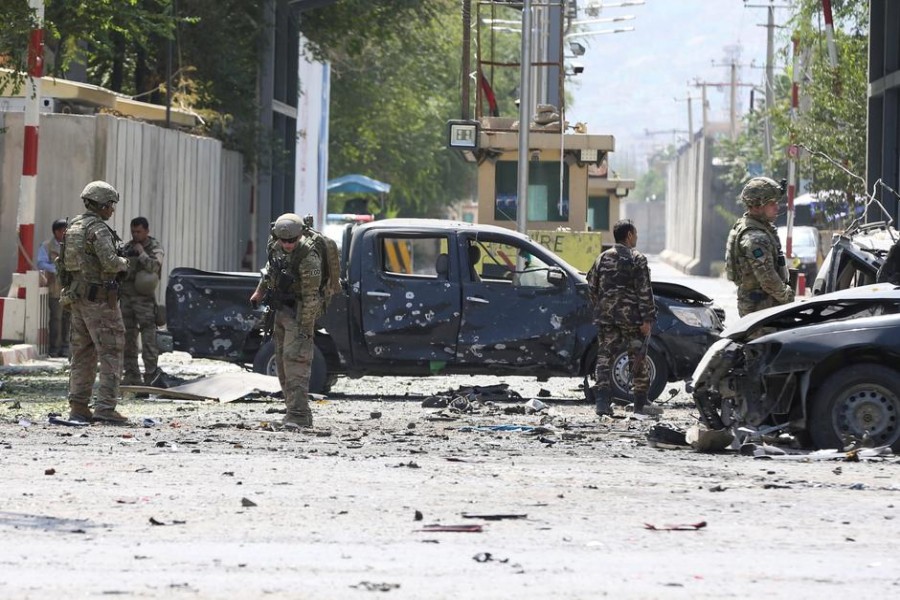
[0,112,251,302]
[660,135,734,276]
[620,201,666,254]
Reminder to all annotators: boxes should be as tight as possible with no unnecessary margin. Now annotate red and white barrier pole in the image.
[16,0,44,280]
[786,36,800,261]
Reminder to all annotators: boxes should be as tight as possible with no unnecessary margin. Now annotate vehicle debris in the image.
[644,521,707,531]
[686,425,734,452]
[418,524,484,533]
[121,372,282,403]
[461,513,527,521]
[47,414,89,427]
[691,286,900,450]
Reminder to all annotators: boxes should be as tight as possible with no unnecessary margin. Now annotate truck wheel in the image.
[252,340,332,394]
[252,340,277,376]
[808,365,900,451]
[610,346,668,401]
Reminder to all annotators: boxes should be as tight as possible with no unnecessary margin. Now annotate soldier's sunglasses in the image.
[280,236,299,244]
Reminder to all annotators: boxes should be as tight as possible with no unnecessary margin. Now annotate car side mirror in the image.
[547,268,566,286]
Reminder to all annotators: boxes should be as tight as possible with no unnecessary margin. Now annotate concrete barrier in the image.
[0,343,38,366]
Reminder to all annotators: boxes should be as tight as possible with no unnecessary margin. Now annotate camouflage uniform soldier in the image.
[587,219,659,416]
[250,213,322,429]
[58,181,129,423]
[120,217,166,386]
[37,218,71,357]
[725,177,794,317]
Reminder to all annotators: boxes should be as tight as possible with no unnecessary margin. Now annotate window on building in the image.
[587,196,610,231]
[494,161,570,222]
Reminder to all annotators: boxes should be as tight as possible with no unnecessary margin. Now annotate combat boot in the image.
[593,388,613,417]
[283,412,313,429]
[122,372,143,386]
[145,369,168,389]
[68,402,93,423]
[632,392,663,417]
[92,407,130,425]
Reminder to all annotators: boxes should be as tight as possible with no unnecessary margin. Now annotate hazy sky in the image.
[565,0,795,173]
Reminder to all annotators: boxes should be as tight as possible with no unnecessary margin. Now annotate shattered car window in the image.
[380,236,447,278]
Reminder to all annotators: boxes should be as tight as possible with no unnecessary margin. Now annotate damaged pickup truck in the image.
[165,219,724,400]
[691,285,900,450]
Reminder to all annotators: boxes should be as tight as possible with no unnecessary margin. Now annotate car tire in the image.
[252,340,331,394]
[607,345,668,401]
[808,365,900,451]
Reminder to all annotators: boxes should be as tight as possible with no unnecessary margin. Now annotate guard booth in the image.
[447,1,633,249]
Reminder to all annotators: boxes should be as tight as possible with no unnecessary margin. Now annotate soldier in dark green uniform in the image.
[250,213,322,429]
[725,177,794,317]
[587,219,659,417]
[120,217,166,387]
[58,181,130,424]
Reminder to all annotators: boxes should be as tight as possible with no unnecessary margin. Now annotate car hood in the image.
[721,283,900,341]
[651,280,716,303]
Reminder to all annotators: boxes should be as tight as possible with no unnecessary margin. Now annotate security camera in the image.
[569,41,586,57]
[572,63,585,75]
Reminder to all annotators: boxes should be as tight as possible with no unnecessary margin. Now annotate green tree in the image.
[0,1,40,95]
[301,0,476,217]
[718,0,868,215]
[1,0,475,216]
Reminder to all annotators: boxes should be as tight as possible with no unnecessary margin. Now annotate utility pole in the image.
[690,81,709,134]
[672,93,695,141]
[693,77,754,138]
[744,2,790,157]
[710,59,754,140]
[516,0,533,234]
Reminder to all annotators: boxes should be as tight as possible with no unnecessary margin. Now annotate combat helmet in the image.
[80,180,120,211]
[272,213,304,240]
[740,177,784,207]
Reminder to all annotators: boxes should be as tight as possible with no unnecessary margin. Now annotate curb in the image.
[0,344,39,366]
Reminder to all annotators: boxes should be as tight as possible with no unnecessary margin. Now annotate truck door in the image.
[456,234,578,369]
[359,233,460,361]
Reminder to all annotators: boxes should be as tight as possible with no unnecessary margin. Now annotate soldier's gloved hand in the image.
[116,256,129,272]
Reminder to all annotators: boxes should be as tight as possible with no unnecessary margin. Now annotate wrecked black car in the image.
[691,285,900,450]
[165,219,725,400]
[812,221,897,295]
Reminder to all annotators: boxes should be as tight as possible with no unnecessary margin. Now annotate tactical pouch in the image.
[59,288,75,308]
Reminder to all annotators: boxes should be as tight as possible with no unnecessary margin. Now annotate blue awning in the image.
[327,174,391,195]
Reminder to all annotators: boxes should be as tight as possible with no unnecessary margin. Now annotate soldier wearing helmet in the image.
[250,213,322,429]
[725,177,794,317]
[119,216,167,389]
[60,180,130,424]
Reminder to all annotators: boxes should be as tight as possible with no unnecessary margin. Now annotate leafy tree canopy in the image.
[1,0,476,217]
[717,0,868,218]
